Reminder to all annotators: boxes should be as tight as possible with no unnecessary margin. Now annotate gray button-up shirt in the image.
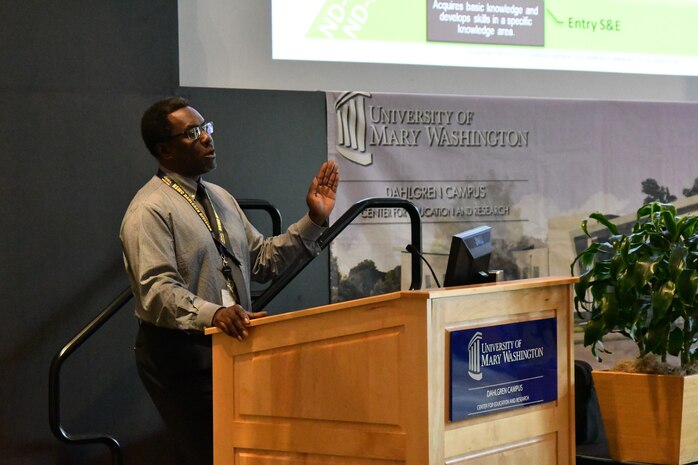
[120,168,325,332]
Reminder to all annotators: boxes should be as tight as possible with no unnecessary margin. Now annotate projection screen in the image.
[178,0,698,101]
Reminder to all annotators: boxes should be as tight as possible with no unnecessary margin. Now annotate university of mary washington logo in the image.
[467,331,484,381]
[450,319,556,420]
[334,91,373,166]
[463,326,549,382]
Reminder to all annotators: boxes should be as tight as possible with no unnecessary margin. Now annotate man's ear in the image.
[155,142,171,160]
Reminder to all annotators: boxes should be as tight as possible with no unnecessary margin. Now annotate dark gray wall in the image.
[0,2,328,464]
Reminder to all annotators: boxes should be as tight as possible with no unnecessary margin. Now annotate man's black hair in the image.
[141,97,191,157]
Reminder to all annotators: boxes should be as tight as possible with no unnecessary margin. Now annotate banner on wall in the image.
[326,91,698,302]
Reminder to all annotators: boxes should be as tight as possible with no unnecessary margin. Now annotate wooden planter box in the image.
[592,371,698,465]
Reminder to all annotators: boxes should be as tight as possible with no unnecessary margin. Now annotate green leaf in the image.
[580,218,591,237]
[677,269,698,306]
[645,326,668,357]
[584,319,604,347]
[632,261,655,288]
[600,292,619,328]
[590,280,611,303]
[668,327,683,356]
[667,322,683,356]
[662,210,679,241]
[609,254,626,277]
[588,212,619,236]
[571,243,607,275]
[573,296,586,318]
[636,203,654,220]
[616,271,635,298]
[651,281,676,321]
[669,243,687,280]
[628,243,647,256]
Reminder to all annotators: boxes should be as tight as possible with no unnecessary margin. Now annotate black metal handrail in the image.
[48,199,281,465]
[252,197,422,312]
[49,287,132,464]
[237,199,282,236]
[238,200,283,300]
[48,198,421,463]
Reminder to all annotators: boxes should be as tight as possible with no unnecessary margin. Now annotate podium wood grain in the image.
[207,277,576,465]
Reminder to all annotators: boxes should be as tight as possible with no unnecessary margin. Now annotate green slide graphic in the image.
[305,0,698,56]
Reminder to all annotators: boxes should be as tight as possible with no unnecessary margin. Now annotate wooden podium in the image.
[206,277,576,465]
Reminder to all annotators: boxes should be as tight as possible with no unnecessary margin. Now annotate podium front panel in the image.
[428,279,574,465]
[209,277,575,465]
[211,293,430,465]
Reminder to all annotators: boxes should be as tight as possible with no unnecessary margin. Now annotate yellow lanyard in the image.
[158,172,242,283]
[158,174,241,299]
[159,175,227,245]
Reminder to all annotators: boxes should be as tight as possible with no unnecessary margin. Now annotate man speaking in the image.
[120,97,339,465]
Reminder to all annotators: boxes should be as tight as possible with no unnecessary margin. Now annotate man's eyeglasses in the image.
[169,121,214,141]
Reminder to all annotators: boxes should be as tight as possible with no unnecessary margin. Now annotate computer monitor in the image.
[443,225,492,287]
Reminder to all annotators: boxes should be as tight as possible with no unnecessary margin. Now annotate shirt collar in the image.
[158,166,201,199]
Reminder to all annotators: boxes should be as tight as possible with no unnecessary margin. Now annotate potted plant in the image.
[572,201,698,465]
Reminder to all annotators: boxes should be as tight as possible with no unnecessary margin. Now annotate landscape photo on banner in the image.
[326,91,698,302]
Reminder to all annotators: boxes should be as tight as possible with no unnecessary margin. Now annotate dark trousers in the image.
[134,322,213,465]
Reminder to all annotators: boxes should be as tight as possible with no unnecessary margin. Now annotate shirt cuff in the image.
[296,213,328,241]
[196,300,224,328]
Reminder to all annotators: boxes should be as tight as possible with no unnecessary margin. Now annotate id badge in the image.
[221,289,235,307]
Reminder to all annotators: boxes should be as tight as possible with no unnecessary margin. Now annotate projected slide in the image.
[272,0,698,76]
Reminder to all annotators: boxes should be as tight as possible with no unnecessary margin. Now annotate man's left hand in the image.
[307,160,339,225]
[212,305,268,340]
